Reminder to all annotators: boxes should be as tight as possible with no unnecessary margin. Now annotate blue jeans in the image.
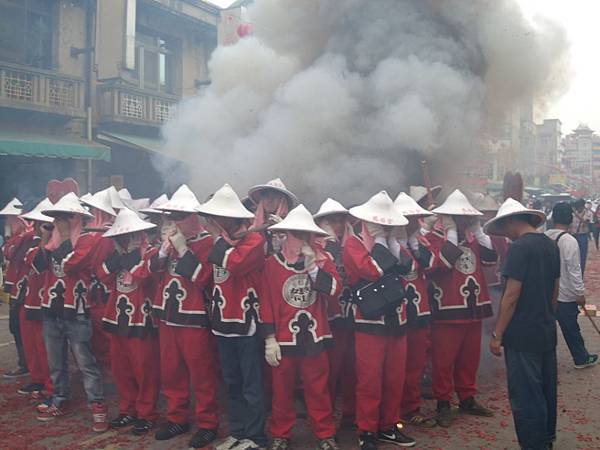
[556,302,590,365]
[217,335,267,446]
[43,315,104,406]
[505,347,557,450]
[573,233,589,274]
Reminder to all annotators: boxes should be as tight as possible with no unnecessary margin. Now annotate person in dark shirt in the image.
[483,199,559,450]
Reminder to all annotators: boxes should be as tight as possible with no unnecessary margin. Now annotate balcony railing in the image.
[98,83,179,126]
[0,62,85,117]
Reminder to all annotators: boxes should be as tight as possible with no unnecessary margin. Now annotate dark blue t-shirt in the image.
[502,233,560,352]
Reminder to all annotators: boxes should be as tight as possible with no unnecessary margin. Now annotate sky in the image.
[207,0,598,134]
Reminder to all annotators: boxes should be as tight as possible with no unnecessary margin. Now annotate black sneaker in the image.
[358,432,378,450]
[110,414,136,428]
[3,367,29,379]
[574,354,599,369]
[155,421,190,440]
[17,383,44,395]
[378,426,416,447]
[459,397,494,417]
[436,401,455,428]
[189,428,218,448]
[132,418,154,436]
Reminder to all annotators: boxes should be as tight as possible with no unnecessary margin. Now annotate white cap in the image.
[0,198,23,216]
[81,188,117,216]
[349,191,408,226]
[313,198,348,220]
[196,184,254,219]
[42,192,94,218]
[103,208,156,238]
[270,204,329,236]
[432,189,483,217]
[158,185,201,213]
[483,198,546,236]
[394,192,434,217]
[248,178,298,206]
[20,198,54,223]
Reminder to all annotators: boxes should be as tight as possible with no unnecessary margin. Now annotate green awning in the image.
[97,132,163,154]
[0,131,110,161]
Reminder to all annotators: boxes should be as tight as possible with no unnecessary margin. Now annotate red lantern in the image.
[236,23,252,38]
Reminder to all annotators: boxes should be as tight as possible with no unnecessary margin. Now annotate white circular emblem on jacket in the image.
[455,246,476,275]
[51,259,66,278]
[168,258,179,276]
[116,272,137,293]
[213,265,230,284]
[282,274,316,309]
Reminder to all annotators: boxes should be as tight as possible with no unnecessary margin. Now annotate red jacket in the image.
[151,233,213,328]
[23,238,47,320]
[398,237,434,329]
[33,233,96,319]
[320,239,352,328]
[425,230,497,322]
[100,247,157,338]
[3,230,35,300]
[260,253,341,356]
[88,232,116,308]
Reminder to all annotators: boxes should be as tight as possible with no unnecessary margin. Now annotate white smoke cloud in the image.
[160,0,569,206]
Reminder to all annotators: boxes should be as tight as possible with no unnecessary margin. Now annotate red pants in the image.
[431,321,482,402]
[159,323,219,428]
[401,326,430,416]
[89,303,111,372]
[271,351,336,439]
[355,332,407,433]
[110,334,160,420]
[19,314,52,392]
[327,327,356,418]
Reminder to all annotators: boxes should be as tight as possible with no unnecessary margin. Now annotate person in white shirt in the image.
[545,202,598,369]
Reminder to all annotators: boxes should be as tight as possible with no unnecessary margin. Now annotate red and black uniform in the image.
[342,231,410,434]
[321,239,356,422]
[99,246,159,421]
[151,232,220,430]
[425,229,497,403]
[261,252,341,440]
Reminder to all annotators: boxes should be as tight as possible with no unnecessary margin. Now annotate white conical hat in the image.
[196,184,254,219]
[476,194,499,213]
[432,189,482,216]
[108,186,127,210]
[248,178,298,206]
[118,188,132,200]
[42,192,94,218]
[483,198,546,236]
[314,198,349,219]
[124,198,150,212]
[0,198,23,216]
[80,193,93,203]
[270,204,328,236]
[394,192,434,217]
[103,208,156,238]
[139,194,169,215]
[158,184,201,213]
[349,191,408,226]
[409,185,442,204]
[81,188,117,216]
[20,198,54,223]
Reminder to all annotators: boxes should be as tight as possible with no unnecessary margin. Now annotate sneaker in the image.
[378,425,416,447]
[92,402,109,433]
[574,354,599,369]
[37,404,67,422]
[17,383,44,395]
[436,401,455,428]
[216,436,241,450]
[36,397,54,413]
[155,421,190,441]
[110,414,136,428]
[3,367,29,379]
[30,390,51,402]
[317,437,339,450]
[236,439,267,450]
[270,438,290,450]
[404,412,437,428]
[132,418,154,436]
[189,428,218,448]
[358,432,378,450]
[458,397,494,417]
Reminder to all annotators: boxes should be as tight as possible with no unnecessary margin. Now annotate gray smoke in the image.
[160,0,569,205]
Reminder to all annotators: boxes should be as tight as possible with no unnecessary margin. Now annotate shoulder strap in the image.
[554,231,568,245]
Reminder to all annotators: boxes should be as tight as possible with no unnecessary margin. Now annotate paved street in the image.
[0,253,599,450]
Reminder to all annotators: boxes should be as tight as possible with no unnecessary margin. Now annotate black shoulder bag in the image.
[352,271,406,319]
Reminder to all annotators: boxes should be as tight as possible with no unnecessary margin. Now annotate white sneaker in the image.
[216,436,241,450]
[235,439,266,450]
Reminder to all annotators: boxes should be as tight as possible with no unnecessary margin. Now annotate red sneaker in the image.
[37,404,67,422]
[92,402,109,433]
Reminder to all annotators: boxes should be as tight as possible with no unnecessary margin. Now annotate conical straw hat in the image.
[20,198,54,223]
[313,198,348,219]
[483,198,546,236]
[270,204,329,236]
[196,184,254,219]
[81,188,117,216]
[432,189,482,216]
[42,192,94,218]
[158,185,201,213]
[394,192,434,217]
[103,208,156,237]
[248,178,298,206]
[349,191,408,226]
[0,198,23,216]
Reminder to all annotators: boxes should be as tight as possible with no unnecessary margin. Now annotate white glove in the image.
[319,221,336,238]
[365,222,386,239]
[268,214,283,225]
[158,240,171,259]
[265,336,282,367]
[408,233,420,252]
[169,230,188,257]
[388,236,401,259]
[469,219,493,249]
[390,226,408,246]
[301,244,317,273]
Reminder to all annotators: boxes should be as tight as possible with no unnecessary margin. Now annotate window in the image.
[0,0,54,69]
[134,28,177,93]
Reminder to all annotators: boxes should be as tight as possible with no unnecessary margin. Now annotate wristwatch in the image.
[492,331,501,340]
